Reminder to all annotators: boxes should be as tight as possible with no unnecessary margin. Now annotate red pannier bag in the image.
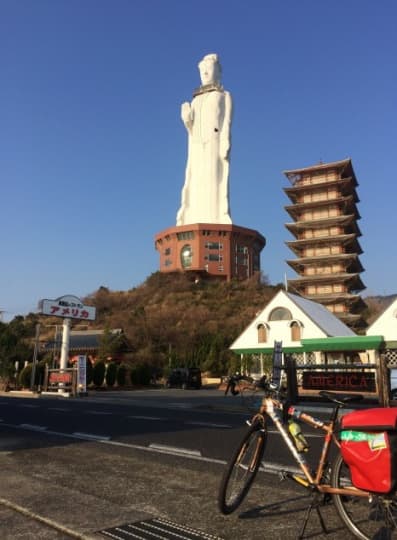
[340,408,397,493]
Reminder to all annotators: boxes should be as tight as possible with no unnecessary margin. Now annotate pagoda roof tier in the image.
[284,158,357,186]
[286,234,363,255]
[337,312,367,327]
[293,292,366,307]
[286,253,364,273]
[284,177,359,203]
[285,194,360,219]
[287,272,366,291]
[285,214,361,235]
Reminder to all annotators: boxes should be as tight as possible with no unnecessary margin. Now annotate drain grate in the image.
[99,517,224,540]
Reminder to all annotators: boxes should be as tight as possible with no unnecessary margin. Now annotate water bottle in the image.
[288,420,309,452]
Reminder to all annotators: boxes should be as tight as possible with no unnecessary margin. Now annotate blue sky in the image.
[1,0,396,321]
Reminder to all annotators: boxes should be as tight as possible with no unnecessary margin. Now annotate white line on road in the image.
[148,443,202,457]
[168,403,193,408]
[19,424,47,431]
[72,432,111,441]
[17,404,39,408]
[185,421,232,429]
[48,407,71,412]
[2,421,315,473]
[127,415,163,421]
[84,410,113,415]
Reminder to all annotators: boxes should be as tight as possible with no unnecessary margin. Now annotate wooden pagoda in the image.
[283,158,366,328]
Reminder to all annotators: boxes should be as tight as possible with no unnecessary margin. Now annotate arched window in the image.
[180,244,193,268]
[290,321,301,341]
[269,307,292,321]
[257,323,267,343]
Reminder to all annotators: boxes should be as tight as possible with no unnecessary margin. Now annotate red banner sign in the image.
[49,372,72,384]
[302,371,376,392]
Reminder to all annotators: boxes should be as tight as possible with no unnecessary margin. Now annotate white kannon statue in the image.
[176,53,233,225]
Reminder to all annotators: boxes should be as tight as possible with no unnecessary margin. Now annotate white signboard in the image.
[39,295,96,321]
[77,355,87,393]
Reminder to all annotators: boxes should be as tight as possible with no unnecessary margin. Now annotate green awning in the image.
[301,335,384,352]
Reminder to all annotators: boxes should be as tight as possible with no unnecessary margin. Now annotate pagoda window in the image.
[318,285,333,294]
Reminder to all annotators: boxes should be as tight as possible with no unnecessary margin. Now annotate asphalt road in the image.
[0,389,367,539]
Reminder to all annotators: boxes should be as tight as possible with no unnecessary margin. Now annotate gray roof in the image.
[44,329,123,352]
[287,292,355,337]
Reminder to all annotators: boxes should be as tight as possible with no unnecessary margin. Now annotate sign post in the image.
[39,295,96,396]
[77,355,87,395]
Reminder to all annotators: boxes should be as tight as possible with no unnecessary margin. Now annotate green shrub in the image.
[105,361,117,387]
[92,360,106,387]
[130,363,151,386]
[18,363,32,388]
[116,364,128,386]
[86,358,93,386]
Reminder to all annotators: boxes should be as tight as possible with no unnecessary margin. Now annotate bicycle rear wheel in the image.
[331,453,397,539]
[218,421,266,515]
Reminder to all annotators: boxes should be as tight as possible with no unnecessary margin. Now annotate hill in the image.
[81,272,282,374]
[33,273,396,376]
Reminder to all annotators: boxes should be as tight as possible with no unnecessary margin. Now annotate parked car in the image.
[166,367,202,390]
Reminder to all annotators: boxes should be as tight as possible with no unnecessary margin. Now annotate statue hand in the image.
[181,102,191,124]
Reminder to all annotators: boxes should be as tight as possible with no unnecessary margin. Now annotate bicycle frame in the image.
[257,395,369,498]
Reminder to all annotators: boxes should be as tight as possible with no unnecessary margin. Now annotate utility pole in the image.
[30,323,41,390]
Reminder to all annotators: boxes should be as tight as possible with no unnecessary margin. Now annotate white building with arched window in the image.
[230,289,356,376]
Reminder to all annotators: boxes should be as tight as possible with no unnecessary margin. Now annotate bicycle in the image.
[218,378,397,539]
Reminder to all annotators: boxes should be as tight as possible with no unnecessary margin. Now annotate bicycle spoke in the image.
[332,454,397,539]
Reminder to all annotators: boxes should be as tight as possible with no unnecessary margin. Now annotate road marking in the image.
[72,432,111,441]
[185,421,232,429]
[127,415,163,421]
[2,421,318,473]
[48,407,71,412]
[85,410,113,415]
[17,404,39,408]
[19,424,47,431]
[148,443,202,457]
[168,402,193,408]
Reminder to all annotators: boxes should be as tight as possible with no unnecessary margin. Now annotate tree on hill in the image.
[83,272,280,375]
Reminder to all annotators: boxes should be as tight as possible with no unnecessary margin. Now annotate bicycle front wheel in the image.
[331,452,397,539]
[218,421,266,515]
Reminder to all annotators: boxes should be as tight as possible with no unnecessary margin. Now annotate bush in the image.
[105,361,117,387]
[86,358,94,386]
[92,360,106,387]
[18,363,32,388]
[130,363,151,386]
[116,364,128,386]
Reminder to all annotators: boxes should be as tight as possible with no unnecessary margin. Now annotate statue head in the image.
[198,53,222,86]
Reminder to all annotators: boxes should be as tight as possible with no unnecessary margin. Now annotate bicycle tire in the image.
[218,421,266,515]
[331,452,397,539]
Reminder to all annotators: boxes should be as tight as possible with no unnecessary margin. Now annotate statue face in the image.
[199,60,220,85]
